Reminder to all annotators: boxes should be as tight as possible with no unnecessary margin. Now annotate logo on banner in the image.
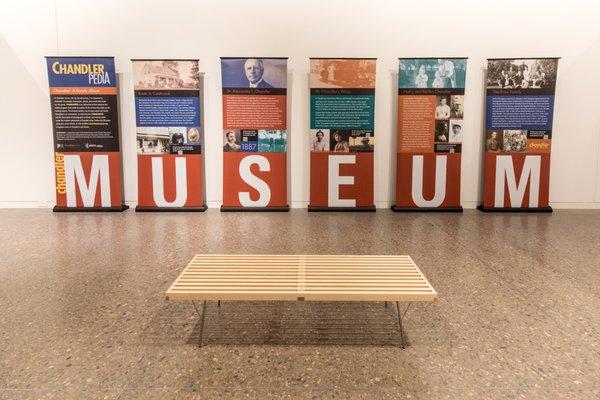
[56,153,122,208]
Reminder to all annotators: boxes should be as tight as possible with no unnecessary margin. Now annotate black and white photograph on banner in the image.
[330,130,351,152]
[449,120,463,143]
[221,58,287,89]
[223,130,242,152]
[485,130,503,152]
[502,130,528,152]
[137,127,170,154]
[133,60,200,90]
[486,59,558,89]
[435,95,451,120]
[310,129,330,152]
[450,95,464,118]
[349,130,375,152]
[435,121,449,142]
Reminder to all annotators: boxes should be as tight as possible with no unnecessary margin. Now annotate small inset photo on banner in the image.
[330,130,351,152]
[169,127,187,146]
[486,59,558,89]
[310,129,330,152]
[502,130,527,152]
[450,95,464,119]
[187,127,201,144]
[485,130,503,152]
[223,130,242,152]
[349,130,375,152]
[137,127,170,155]
[258,130,287,152]
[449,120,463,143]
[240,130,258,152]
[221,58,287,89]
[435,95,451,120]
[133,60,200,90]
[435,121,449,143]
[310,59,376,88]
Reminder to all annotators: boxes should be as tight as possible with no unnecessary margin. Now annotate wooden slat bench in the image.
[166,254,437,348]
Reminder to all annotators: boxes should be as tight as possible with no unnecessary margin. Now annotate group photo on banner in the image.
[309,58,376,211]
[220,57,289,211]
[479,57,559,212]
[132,59,206,211]
[46,56,127,211]
[393,58,468,212]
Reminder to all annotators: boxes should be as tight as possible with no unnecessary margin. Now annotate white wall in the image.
[1,0,600,209]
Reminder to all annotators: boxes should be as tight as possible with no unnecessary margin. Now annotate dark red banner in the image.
[220,57,288,210]
[393,58,468,211]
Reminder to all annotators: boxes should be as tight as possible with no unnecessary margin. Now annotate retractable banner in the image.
[309,58,377,211]
[220,57,288,211]
[393,58,468,212]
[479,58,559,212]
[132,59,206,211]
[46,56,126,211]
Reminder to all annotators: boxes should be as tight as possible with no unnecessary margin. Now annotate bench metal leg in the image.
[385,301,388,308]
[218,300,221,307]
[395,302,412,349]
[192,300,207,347]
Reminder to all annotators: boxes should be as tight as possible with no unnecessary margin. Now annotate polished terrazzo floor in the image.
[0,209,599,399]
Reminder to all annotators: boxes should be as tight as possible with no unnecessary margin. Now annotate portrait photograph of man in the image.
[485,130,503,152]
[221,58,287,89]
[450,95,464,118]
[223,130,241,152]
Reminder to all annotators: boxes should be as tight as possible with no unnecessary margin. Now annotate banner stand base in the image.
[391,205,463,213]
[135,205,207,212]
[53,205,129,212]
[308,205,376,212]
[476,205,553,213]
[220,205,290,212]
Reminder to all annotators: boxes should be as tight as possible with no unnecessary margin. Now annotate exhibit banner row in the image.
[45,56,559,213]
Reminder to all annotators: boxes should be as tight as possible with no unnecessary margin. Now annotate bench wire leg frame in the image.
[396,302,412,349]
[192,300,207,347]
[191,300,412,348]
